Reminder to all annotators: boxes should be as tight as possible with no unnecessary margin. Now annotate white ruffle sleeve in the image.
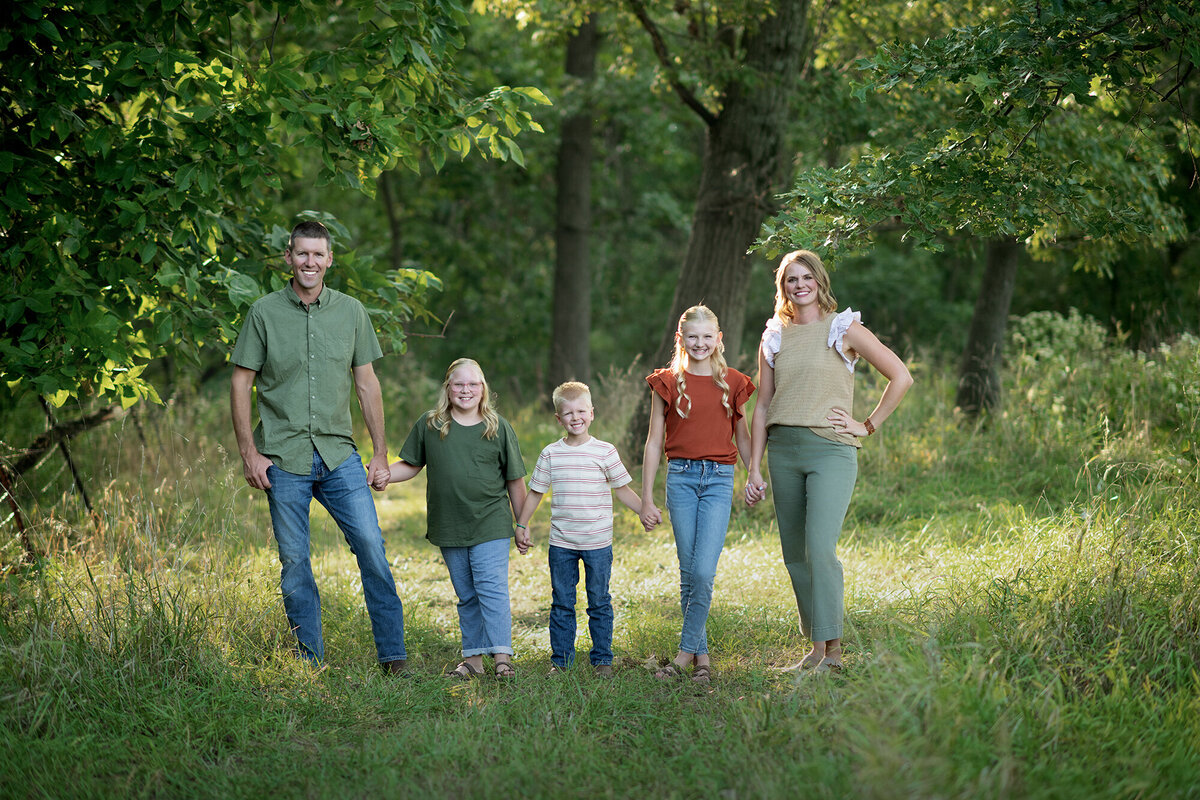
[760,316,784,368]
[829,308,861,372]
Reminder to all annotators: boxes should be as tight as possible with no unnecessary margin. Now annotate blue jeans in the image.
[665,458,735,655]
[440,536,514,657]
[265,450,406,664]
[548,544,614,667]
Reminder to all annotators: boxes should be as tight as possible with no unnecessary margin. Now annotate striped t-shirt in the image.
[528,436,632,550]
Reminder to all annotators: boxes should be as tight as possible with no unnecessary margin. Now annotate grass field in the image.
[2,314,1199,798]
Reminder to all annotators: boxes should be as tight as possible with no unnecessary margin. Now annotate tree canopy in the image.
[0,0,548,409]
[765,0,1198,263]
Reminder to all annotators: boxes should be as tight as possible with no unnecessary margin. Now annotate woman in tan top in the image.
[746,250,912,673]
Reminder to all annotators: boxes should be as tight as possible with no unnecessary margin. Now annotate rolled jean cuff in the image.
[462,646,515,657]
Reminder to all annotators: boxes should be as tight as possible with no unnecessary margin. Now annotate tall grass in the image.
[2,311,1198,799]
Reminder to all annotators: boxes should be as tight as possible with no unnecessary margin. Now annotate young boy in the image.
[515,381,645,677]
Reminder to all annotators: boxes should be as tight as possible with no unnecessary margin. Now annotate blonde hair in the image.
[552,381,592,414]
[774,249,838,324]
[669,305,732,419]
[428,357,500,439]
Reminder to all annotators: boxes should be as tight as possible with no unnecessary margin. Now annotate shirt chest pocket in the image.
[310,327,355,369]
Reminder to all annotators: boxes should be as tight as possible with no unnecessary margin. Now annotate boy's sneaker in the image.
[594,664,614,679]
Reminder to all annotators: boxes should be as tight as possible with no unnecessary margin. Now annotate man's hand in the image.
[242,451,274,490]
[367,454,390,492]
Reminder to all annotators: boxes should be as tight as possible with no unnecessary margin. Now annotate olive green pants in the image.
[767,426,858,641]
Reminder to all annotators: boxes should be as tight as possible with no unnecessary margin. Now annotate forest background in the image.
[2,1,1199,798]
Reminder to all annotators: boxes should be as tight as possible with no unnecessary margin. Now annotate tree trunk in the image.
[549,18,598,390]
[378,170,405,270]
[625,0,810,452]
[956,237,1021,416]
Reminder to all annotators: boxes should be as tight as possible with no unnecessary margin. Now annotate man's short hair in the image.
[552,381,592,413]
[289,219,332,250]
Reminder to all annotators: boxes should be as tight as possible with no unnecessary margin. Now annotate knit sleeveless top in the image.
[766,315,859,448]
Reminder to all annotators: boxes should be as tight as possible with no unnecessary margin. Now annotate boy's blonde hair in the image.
[428,357,500,439]
[669,304,732,419]
[774,249,838,324]
[552,381,592,414]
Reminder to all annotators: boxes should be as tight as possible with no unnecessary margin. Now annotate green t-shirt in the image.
[399,412,527,547]
[231,283,383,475]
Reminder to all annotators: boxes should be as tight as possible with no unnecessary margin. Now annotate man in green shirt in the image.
[230,219,407,673]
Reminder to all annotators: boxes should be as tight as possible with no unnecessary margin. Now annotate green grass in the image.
[3,319,1199,799]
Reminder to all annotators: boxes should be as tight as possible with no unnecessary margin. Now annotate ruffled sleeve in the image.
[828,308,861,372]
[730,370,756,421]
[760,316,783,368]
[645,368,676,405]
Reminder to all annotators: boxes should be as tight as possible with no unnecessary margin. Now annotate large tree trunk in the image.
[549,18,598,389]
[625,0,810,452]
[956,237,1021,416]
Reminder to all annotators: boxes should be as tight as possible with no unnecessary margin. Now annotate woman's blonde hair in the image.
[669,305,732,418]
[774,249,837,324]
[428,357,500,439]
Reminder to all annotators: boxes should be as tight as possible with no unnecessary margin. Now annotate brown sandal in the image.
[446,661,482,680]
[654,662,686,680]
[691,664,713,684]
[494,661,516,680]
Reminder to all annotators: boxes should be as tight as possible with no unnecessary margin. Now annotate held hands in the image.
[514,525,532,555]
[368,455,391,492]
[639,501,662,532]
[744,471,768,506]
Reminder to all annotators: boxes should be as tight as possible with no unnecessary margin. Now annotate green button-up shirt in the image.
[231,283,383,475]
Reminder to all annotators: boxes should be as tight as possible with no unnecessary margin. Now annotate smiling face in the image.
[775,250,834,321]
[285,235,332,301]
[678,318,722,367]
[782,260,819,310]
[554,396,594,441]
[446,364,485,415]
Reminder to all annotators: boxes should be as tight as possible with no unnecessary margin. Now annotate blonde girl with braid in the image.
[641,305,756,684]
[375,358,527,680]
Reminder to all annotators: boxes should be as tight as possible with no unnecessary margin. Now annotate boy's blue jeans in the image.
[664,458,735,655]
[548,544,613,667]
[265,450,406,665]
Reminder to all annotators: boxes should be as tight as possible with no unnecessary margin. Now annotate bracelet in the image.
[515,523,527,529]
[863,417,875,436]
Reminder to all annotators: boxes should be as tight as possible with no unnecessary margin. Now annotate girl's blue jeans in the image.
[265,450,407,665]
[548,544,614,667]
[440,536,514,657]
[665,458,735,655]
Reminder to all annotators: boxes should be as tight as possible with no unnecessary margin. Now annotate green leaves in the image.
[765,0,1196,263]
[1,0,549,410]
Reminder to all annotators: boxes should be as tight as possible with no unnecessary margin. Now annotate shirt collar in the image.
[285,281,325,308]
